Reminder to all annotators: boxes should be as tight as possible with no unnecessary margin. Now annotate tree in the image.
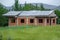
[55,10,60,24]
[40,3,45,10]
[55,10,60,18]
[14,0,19,11]
[23,2,32,11]
[0,3,8,26]
[29,4,36,10]
[18,4,23,11]
[35,4,39,10]
[0,34,2,40]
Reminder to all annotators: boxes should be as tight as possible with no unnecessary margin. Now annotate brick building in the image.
[3,10,57,26]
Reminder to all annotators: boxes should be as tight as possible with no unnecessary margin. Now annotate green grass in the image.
[0,25,60,40]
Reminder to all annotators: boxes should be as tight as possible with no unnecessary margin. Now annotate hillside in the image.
[4,3,58,11]
[55,6,60,10]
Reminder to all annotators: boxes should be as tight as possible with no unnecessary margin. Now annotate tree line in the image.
[13,0,46,11]
[55,10,60,24]
[0,3,8,26]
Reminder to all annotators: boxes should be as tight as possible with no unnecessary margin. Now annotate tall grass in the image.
[0,25,60,40]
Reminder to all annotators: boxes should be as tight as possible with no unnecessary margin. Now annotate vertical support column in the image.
[55,18,56,25]
[51,18,56,25]
[16,18,18,26]
[44,18,47,26]
[35,18,37,25]
[26,17,28,25]
[49,18,51,25]
[51,18,53,25]
[9,18,11,26]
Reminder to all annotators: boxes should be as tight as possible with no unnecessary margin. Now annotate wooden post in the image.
[44,18,47,26]
[8,18,11,26]
[55,18,56,25]
[26,17,28,25]
[16,18,18,26]
[35,18,37,25]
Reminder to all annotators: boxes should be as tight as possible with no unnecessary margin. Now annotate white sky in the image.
[0,0,60,6]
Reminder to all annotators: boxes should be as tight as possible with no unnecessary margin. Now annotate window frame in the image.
[53,19,55,23]
[38,19,43,23]
[47,19,49,23]
[30,19,34,23]
[21,19,25,23]
[11,18,15,23]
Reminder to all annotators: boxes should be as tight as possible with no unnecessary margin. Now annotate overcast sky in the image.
[0,0,60,7]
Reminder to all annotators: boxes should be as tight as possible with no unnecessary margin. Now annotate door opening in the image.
[50,18,51,25]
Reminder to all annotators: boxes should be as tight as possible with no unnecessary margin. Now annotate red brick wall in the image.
[51,18,56,25]
[9,17,56,26]
[9,17,17,26]
[18,17,26,25]
[28,17,35,25]
[37,18,44,26]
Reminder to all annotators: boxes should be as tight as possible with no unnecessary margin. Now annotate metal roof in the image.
[3,10,57,17]
[19,10,53,16]
[3,11,21,16]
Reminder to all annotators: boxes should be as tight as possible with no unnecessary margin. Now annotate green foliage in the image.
[0,33,2,40]
[28,4,37,10]
[13,0,46,11]
[57,18,60,24]
[19,4,23,11]
[0,3,8,26]
[23,2,32,11]
[23,3,45,11]
[35,4,38,10]
[14,0,19,11]
[55,10,60,18]
[40,3,45,10]
[55,10,60,24]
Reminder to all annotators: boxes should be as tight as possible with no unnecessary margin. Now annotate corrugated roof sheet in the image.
[3,10,56,17]
[3,11,21,16]
[19,10,53,16]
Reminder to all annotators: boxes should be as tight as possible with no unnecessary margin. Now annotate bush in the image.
[57,18,60,24]
[0,34,2,40]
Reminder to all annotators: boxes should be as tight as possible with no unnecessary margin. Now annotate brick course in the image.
[9,17,56,26]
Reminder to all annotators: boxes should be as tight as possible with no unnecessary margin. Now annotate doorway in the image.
[50,18,51,25]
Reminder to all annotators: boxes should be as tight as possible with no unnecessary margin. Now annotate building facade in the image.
[3,10,57,26]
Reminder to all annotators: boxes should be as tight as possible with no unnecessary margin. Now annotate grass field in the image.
[0,25,60,40]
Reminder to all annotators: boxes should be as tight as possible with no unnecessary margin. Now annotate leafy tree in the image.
[40,3,45,10]
[0,3,8,26]
[0,34,2,40]
[55,10,60,24]
[18,4,23,11]
[14,0,19,11]
[35,4,39,10]
[55,10,60,18]
[13,1,46,11]
[28,4,33,10]
[23,2,32,11]
[29,4,36,10]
